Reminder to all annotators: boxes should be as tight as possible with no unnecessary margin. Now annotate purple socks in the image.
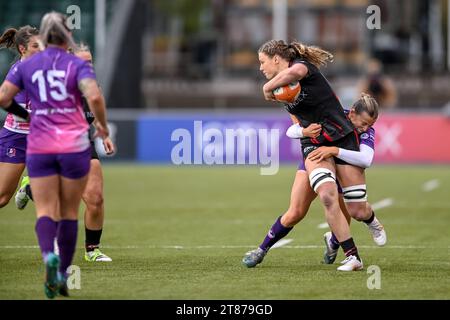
[57,220,78,277]
[330,232,340,250]
[259,216,293,251]
[35,216,58,260]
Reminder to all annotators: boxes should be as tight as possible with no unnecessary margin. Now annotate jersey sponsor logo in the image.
[85,111,94,119]
[6,148,16,158]
[285,91,308,108]
[303,146,316,155]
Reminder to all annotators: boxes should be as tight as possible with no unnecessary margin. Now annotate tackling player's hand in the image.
[102,136,115,155]
[303,123,322,138]
[307,146,338,162]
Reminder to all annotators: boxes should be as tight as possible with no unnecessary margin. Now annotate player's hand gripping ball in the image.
[273,82,301,103]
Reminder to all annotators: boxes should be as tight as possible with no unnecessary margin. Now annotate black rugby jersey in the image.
[82,97,95,125]
[82,97,95,141]
[284,59,355,145]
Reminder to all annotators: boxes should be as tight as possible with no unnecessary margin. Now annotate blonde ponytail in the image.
[353,93,379,119]
[289,42,333,68]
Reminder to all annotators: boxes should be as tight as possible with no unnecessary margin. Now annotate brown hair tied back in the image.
[258,39,334,68]
[0,26,39,55]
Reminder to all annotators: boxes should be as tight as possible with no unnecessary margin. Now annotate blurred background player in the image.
[251,39,364,271]
[356,58,397,110]
[0,26,39,209]
[0,12,111,298]
[15,43,115,262]
[243,93,384,268]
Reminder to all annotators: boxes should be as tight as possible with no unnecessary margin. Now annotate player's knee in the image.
[345,202,367,221]
[318,190,337,209]
[0,189,14,208]
[313,187,340,209]
[0,194,10,208]
[84,190,104,211]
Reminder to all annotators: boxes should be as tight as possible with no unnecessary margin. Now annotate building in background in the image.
[141,0,450,110]
[1,0,450,114]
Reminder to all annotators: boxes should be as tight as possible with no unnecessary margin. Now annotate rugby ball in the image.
[273,82,301,103]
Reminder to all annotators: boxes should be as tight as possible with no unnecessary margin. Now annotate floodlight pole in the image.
[95,0,106,61]
[273,0,288,41]
[448,0,450,70]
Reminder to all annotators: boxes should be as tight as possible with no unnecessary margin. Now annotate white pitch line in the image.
[422,179,440,192]
[371,198,394,211]
[271,238,293,249]
[0,245,40,249]
[317,222,329,229]
[0,244,447,249]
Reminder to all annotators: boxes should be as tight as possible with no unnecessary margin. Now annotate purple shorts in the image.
[0,127,27,164]
[26,148,91,179]
[298,159,306,171]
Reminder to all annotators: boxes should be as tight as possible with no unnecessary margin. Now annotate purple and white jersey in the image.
[359,127,375,150]
[3,60,31,134]
[6,46,96,154]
